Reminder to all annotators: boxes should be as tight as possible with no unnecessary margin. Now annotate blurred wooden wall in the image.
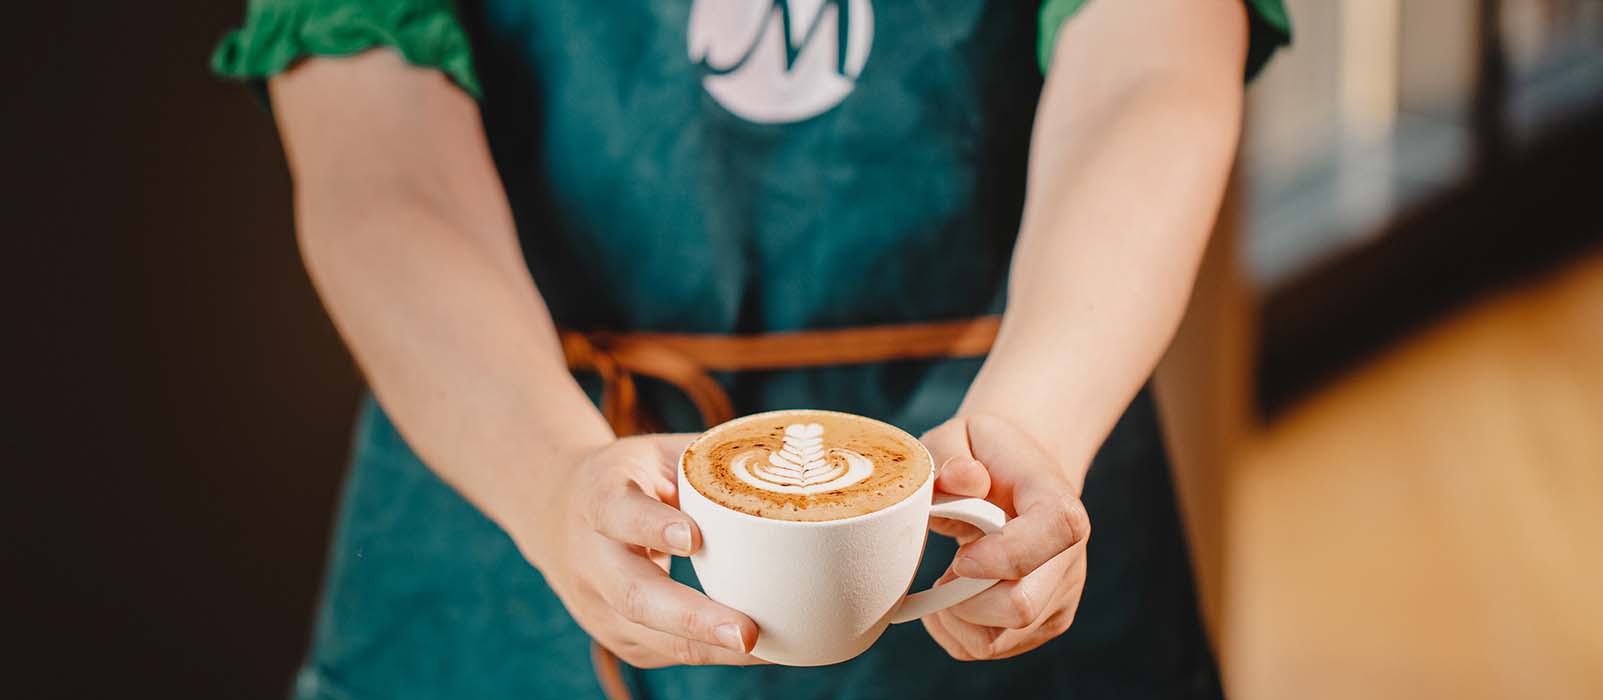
[1155,183,1603,698]
[1154,174,1258,641]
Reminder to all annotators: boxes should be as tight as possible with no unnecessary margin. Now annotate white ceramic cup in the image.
[678,410,1009,666]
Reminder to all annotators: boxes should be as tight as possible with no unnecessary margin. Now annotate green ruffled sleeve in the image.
[1037,0,1292,82]
[211,0,481,99]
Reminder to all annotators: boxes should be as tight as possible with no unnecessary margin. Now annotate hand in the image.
[513,434,767,668]
[919,414,1092,660]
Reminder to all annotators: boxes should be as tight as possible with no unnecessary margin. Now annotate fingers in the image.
[935,456,991,498]
[936,566,1083,661]
[649,433,698,474]
[952,491,1089,580]
[568,434,771,668]
[925,603,1063,662]
[929,455,992,541]
[613,626,770,668]
[588,481,700,556]
[948,548,1073,629]
[920,418,971,466]
[925,544,1087,660]
[928,517,984,542]
[939,612,1059,661]
[636,433,697,505]
[595,544,759,654]
[921,611,977,661]
[925,419,991,542]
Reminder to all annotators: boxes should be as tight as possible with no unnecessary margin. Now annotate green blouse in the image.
[214,0,1290,100]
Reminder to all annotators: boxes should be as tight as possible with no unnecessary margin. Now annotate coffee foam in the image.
[682,411,931,522]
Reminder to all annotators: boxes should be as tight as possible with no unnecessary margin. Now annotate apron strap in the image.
[562,315,1002,433]
[588,638,636,700]
[562,314,1002,699]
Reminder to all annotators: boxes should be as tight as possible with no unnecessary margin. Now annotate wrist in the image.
[954,400,1094,491]
[489,425,613,570]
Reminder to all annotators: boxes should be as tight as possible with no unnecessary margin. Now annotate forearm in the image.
[268,53,613,552]
[296,189,612,536]
[960,2,1245,484]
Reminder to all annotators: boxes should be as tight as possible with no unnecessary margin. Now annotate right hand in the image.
[513,433,767,668]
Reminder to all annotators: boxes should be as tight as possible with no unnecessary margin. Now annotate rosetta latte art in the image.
[729,423,875,494]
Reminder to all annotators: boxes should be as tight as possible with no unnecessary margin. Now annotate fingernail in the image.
[664,522,691,554]
[953,556,981,578]
[715,624,746,652]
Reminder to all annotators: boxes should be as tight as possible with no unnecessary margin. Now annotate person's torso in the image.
[296,4,1220,699]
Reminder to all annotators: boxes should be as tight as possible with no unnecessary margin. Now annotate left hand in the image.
[918,413,1092,660]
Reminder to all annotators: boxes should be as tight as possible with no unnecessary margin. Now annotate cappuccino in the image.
[681,410,931,522]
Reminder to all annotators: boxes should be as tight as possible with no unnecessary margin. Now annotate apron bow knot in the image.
[560,329,736,436]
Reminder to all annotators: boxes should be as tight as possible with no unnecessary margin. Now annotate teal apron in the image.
[214,1,1289,697]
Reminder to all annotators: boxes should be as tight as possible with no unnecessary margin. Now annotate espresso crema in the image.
[681,410,931,522]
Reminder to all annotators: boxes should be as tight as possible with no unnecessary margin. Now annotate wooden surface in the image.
[1217,253,1603,698]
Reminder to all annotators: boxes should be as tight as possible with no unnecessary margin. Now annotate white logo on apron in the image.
[688,0,874,123]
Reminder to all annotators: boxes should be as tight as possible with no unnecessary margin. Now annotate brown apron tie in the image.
[562,315,1002,436]
[563,315,1002,699]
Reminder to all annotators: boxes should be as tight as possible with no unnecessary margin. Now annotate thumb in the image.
[935,456,991,498]
[651,432,699,464]
[634,433,700,506]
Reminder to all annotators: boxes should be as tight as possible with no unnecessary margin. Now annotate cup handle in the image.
[888,494,1009,624]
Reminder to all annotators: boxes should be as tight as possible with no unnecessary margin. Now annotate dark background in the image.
[10,3,356,697]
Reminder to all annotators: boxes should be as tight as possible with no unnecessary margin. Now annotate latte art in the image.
[681,410,931,522]
[730,423,875,494]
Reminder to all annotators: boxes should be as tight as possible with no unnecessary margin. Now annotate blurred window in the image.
[1240,0,1603,289]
